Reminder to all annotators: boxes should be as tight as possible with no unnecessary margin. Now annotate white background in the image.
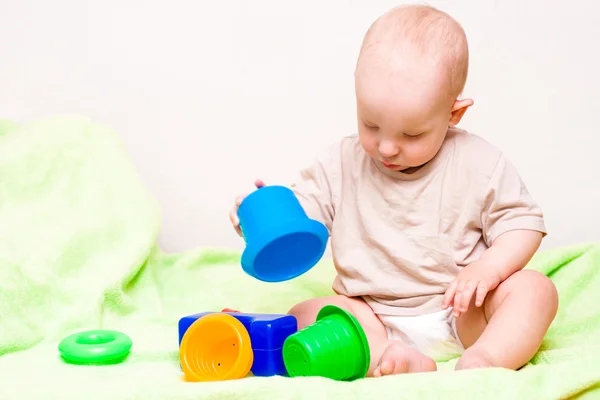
[1,0,598,252]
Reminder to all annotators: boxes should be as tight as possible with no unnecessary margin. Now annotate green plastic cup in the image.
[282,305,370,381]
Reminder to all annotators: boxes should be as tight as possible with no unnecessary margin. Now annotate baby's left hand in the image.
[442,261,502,318]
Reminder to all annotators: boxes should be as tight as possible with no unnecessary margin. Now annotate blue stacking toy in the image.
[178,311,298,377]
[237,185,329,282]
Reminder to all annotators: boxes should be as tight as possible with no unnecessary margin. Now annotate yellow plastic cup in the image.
[179,313,253,382]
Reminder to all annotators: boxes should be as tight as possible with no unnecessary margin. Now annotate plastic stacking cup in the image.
[179,313,254,382]
[237,185,329,282]
[281,305,370,381]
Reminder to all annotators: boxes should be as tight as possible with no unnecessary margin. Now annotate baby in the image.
[230,4,558,376]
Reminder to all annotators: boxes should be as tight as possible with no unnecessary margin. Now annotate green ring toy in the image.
[58,329,132,365]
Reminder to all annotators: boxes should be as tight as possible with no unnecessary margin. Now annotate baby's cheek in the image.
[412,139,441,163]
[358,133,377,156]
[401,142,427,163]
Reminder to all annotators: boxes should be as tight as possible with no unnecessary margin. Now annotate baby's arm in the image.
[287,142,342,232]
[477,229,543,282]
[290,157,336,232]
[229,144,339,236]
[443,155,547,317]
[442,229,543,317]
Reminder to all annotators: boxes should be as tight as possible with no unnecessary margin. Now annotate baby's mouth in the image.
[382,161,403,169]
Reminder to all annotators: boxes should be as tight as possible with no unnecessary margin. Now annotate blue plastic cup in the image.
[237,185,329,282]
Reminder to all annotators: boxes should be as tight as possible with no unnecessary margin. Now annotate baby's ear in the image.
[449,98,474,126]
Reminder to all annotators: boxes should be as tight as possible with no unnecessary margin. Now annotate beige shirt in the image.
[291,128,546,316]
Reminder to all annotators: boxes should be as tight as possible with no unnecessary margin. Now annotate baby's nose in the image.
[378,141,400,158]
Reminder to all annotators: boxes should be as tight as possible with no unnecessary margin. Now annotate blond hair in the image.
[356,4,469,99]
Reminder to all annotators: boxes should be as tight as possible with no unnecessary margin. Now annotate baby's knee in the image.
[287,299,319,321]
[287,295,354,329]
[509,270,559,309]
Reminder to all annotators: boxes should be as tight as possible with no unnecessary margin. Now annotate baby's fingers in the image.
[230,195,247,236]
[235,195,246,207]
[229,209,242,236]
[475,282,490,307]
[456,281,477,314]
[442,280,459,309]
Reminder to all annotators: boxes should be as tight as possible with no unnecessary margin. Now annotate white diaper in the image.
[377,308,464,362]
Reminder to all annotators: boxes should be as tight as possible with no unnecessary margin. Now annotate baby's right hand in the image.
[229,179,266,236]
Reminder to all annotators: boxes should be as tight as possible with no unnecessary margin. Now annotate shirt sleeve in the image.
[289,143,340,233]
[481,155,547,245]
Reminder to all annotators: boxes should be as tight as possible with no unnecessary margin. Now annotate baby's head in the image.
[355,5,473,172]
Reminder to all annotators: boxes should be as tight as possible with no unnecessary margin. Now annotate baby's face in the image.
[355,64,456,172]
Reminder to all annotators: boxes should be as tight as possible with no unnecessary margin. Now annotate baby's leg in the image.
[455,270,558,370]
[288,295,437,376]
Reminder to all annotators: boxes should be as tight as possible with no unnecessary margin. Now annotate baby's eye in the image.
[404,132,424,138]
[362,120,378,129]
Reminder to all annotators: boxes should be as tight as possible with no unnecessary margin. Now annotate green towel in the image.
[0,115,599,399]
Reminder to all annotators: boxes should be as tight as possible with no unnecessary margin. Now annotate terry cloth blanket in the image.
[0,115,599,400]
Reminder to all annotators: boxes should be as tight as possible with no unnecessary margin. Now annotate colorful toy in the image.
[178,305,370,382]
[58,329,132,365]
[237,185,329,282]
[282,305,370,381]
[178,311,297,381]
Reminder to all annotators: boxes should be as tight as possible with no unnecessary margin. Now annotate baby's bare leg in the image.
[288,295,437,376]
[455,270,558,370]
